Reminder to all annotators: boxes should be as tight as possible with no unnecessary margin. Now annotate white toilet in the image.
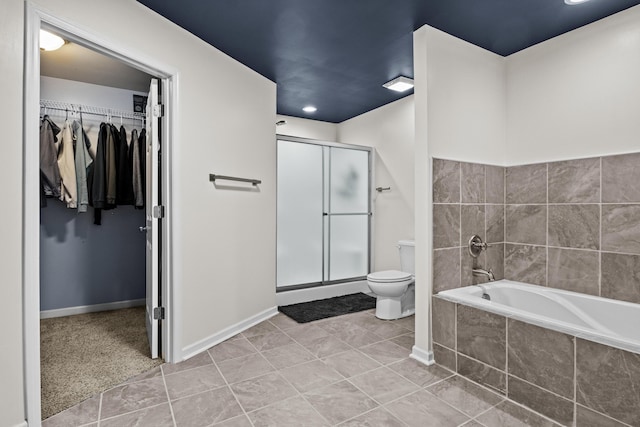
[367,240,415,320]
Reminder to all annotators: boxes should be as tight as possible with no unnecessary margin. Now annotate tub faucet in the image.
[472,268,495,282]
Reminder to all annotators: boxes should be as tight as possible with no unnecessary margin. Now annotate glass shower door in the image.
[327,147,370,281]
[277,138,371,289]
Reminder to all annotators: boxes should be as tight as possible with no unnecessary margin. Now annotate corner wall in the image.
[338,96,415,271]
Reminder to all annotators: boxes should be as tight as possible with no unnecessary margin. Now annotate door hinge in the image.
[152,104,164,117]
[153,306,165,320]
[152,205,165,219]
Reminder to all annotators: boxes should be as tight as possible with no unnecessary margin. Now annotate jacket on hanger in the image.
[40,115,61,199]
[105,125,117,206]
[72,120,93,213]
[57,120,77,209]
[116,125,134,205]
[132,128,145,208]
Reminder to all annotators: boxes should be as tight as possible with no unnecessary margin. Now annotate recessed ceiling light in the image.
[564,0,590,4]
[383,76,414,92]
[302,106,317,113]
[40,29,65,51]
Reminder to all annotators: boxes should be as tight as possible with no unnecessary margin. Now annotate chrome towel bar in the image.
[209,174,262,186]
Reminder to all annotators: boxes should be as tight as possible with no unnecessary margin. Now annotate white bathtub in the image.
[437,280,640,354]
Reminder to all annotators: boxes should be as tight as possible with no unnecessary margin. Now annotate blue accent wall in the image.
[40,201,146,311]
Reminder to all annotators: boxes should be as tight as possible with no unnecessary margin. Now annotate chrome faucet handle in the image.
[468,235,489,258]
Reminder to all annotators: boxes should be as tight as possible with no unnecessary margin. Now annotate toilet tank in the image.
[398,240,415,275]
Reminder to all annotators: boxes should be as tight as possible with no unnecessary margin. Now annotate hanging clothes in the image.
[89,123,108,224]
[40,115,61,199]
[116,125,134,205]
[57,121,77,209]
[105,125,117,206]
[72,119,93,213]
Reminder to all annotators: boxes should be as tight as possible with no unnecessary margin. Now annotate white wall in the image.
[506,5,640,164]
[276,114,338,141]
[2,0,276,423]
[1,0,26,423]
[338,96,415,271]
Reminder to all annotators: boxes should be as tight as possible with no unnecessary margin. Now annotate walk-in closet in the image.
[38,30,162,420]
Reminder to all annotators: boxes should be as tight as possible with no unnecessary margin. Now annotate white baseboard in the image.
[39,299,145,319]
[180,306,278,361]
[13,421,28,427]
[276,280,370,306]
[410,345,435,366]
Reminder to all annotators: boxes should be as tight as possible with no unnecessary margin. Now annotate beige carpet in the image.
[40,307,164,420]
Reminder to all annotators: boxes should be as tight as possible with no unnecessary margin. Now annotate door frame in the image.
[275,135,375,291]
[24,4,179,424]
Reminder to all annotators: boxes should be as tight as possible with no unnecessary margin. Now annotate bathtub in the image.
[437,279,640,355]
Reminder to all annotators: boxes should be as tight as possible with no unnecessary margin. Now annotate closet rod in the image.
[40,99,146,121]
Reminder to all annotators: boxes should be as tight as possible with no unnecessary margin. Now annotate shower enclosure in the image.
[277,137,372,290]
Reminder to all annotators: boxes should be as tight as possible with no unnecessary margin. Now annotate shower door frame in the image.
[276,135,374,292]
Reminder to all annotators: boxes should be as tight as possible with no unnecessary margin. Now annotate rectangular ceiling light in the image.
[383,76,414,92]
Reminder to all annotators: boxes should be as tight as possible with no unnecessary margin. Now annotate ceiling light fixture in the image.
[40,29,65,51]
[383,76,414,92]
[564,0,590,4]
[302,106,317,113]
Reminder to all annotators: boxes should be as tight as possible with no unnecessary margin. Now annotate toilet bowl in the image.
[367,240,415,320]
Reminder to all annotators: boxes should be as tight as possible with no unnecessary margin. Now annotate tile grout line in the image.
[96,392,103,427]
[159,367,178,427]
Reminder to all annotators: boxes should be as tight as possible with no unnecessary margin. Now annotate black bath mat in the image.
[278,293,376,323]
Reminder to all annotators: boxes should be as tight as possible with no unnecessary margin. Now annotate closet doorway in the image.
[24,7,177,424]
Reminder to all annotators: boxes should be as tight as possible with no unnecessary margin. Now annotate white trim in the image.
[276,280,370,306]
[410,345,435,366]
[24,3,180,425]
[181,306,278,361]
[39,299,145,319]
[11,422,28,427]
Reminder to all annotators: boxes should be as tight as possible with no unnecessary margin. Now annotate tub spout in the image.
[472,268,495,281]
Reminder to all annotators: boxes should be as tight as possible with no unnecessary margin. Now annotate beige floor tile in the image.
[284,324,331,345]
[172,386,243,426]
[248,396,329,427]
[100,402,174,427]
[42,394,100,427]
[322,349,381,378]
[213,415,253,426]
[216,352,274,384]
[390,333,414,350]
[475,400,557,427]
[389,358,454,387]
[100,376,168,419]
[304,380,378,424]
[385,389,470,427]
[164,364,226,400]
[161,351,212,376]
[246,330,295,352]
[426,376,504,417]
[359,340,409,365]
[261,342,316,370]
[340,407,405,427]
[242,321,278,338]
[334,324,385,348]
[230,372,298,412]
[269,313,300,330]
[208,337,256,363]
[301,335,353,358]
[350,366,420,404]
[280,360,344,393]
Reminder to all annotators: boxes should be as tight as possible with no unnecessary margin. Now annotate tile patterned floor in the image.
[43,309,562,427]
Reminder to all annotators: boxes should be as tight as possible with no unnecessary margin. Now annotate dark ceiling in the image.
[138,0,640,123]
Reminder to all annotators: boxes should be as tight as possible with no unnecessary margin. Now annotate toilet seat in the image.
[367,270,413,283]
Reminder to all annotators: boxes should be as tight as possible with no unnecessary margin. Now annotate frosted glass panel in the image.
[329,215,369,281]
[330,148,369,213]
[277,141,323,287]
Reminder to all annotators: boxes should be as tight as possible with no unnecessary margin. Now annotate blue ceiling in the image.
[138,0,640,123]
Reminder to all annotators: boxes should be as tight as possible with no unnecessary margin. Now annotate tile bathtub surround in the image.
[500,151,640,305]
[432,159,506,294]
[431,296,640,426]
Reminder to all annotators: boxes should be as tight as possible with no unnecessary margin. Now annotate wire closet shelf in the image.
[40,99,146,123]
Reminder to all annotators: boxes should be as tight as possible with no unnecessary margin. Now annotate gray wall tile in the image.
[505,205,546,246]
[461,251,486,287]
[507,319,574,399]
[457,305,506,370]
[486,205,504,243]
[432,297,456,349]
[433,248,461,293]
[433,159,460,203]
[547,248,599,295]
[486,165,505,204]
[433,343,456,372]
[485,243,504,281]
[507,376,574,426]
[457,354,506,395]
[602,204,640,254]
[576,339,640,425]
[434,204,461,249]
[461,205,485,246]
[461,162,485,203]
[506,164,547,204]
[548,157,600,203]
[504,244,546,286]
[602,152,640,203]
[548,204,599,250]
[576,405,628,427]
[601,252,640,304]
